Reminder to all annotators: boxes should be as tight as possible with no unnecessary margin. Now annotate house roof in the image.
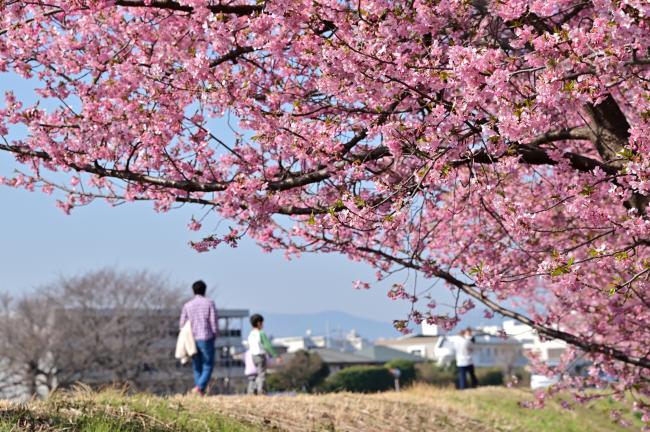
[309,348,383,365]
[375,335,439,346]
[472,334,523,345]
[55,307,249,318]
[357,345,425,362]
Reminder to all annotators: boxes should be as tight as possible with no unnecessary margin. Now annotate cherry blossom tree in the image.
[0,0,648,419]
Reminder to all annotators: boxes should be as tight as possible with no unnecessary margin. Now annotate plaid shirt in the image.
[179,295,218,341]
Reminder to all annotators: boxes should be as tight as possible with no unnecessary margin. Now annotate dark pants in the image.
[192,338,215,392]
[458,364,478,389]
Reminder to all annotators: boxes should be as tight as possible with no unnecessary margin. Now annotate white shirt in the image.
[454,336,474,367]
[248,328,264,356]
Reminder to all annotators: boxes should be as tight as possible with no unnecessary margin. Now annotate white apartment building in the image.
[434,333,528,368]
[272,329,373,353]
[483,320,568,364]
[375,322,444,360]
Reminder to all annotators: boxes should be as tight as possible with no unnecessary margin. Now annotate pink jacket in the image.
[244,350,257,376]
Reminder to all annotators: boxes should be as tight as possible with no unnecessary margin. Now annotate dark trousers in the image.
[458,364,478,389]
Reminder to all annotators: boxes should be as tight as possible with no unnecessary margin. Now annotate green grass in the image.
[0,386,643,431]
[0,389,257,432]
[405,385,642,432]
[0,406,168,432]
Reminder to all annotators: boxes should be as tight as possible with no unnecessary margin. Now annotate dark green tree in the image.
[267,350,329,393]
[323,366,394,393]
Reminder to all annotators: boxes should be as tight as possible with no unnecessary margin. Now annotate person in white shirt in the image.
[455,328,478,389]
[247,314,278,395]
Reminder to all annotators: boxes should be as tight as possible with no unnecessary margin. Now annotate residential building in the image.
[310,348,384,373]
[488,320,567,364]
[435,333,528,368]
[375,321,443,360]
[141,308,250,394]
[269,335,314,353]
[310,345,423,374]
[357,345,425,363]
[272,329,372,354]
[378,321,529,370]
[375,334,441,360]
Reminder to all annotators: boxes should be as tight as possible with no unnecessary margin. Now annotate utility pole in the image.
[326,321,330,348]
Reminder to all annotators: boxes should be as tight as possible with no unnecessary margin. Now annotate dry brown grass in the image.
[170,384,639,432]
[176,388,490,432]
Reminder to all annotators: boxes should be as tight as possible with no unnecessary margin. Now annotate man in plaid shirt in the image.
[179,280,218,395]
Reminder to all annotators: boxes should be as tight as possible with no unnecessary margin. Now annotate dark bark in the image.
[209,46,256,68]
[584,94,631,167]
[585,95,649,215]
[114,0,264,15]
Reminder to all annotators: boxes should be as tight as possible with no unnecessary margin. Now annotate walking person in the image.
[179,280,218,395]
[455,328,479,390]
[247,314,278,395]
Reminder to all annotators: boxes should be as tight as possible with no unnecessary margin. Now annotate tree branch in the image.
[356,246,650,369]
[452,127,620,175]
[0,143,227,192]
[209,46,255,68]
[114,0,264,15]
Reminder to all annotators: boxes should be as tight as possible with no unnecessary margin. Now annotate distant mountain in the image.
[252,309,505,341]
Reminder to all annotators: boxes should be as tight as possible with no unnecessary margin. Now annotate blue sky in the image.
[0,176,420,320]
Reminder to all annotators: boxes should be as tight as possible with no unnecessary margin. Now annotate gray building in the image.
[133,308,250,395]
[309,346,424,374]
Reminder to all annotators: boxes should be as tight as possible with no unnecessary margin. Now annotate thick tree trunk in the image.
[585,94,631,166]
[585,94,649,215]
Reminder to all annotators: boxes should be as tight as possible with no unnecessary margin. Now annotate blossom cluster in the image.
[1,0,649,420]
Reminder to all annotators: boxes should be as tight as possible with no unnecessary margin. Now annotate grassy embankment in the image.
[0,384,643,431]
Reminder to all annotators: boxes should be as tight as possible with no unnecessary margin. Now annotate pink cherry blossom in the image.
[1,0,649,418]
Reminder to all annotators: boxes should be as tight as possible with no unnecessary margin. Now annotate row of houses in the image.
[270,320,568,374]
[271,340,424,373]
[375,321,567,368]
